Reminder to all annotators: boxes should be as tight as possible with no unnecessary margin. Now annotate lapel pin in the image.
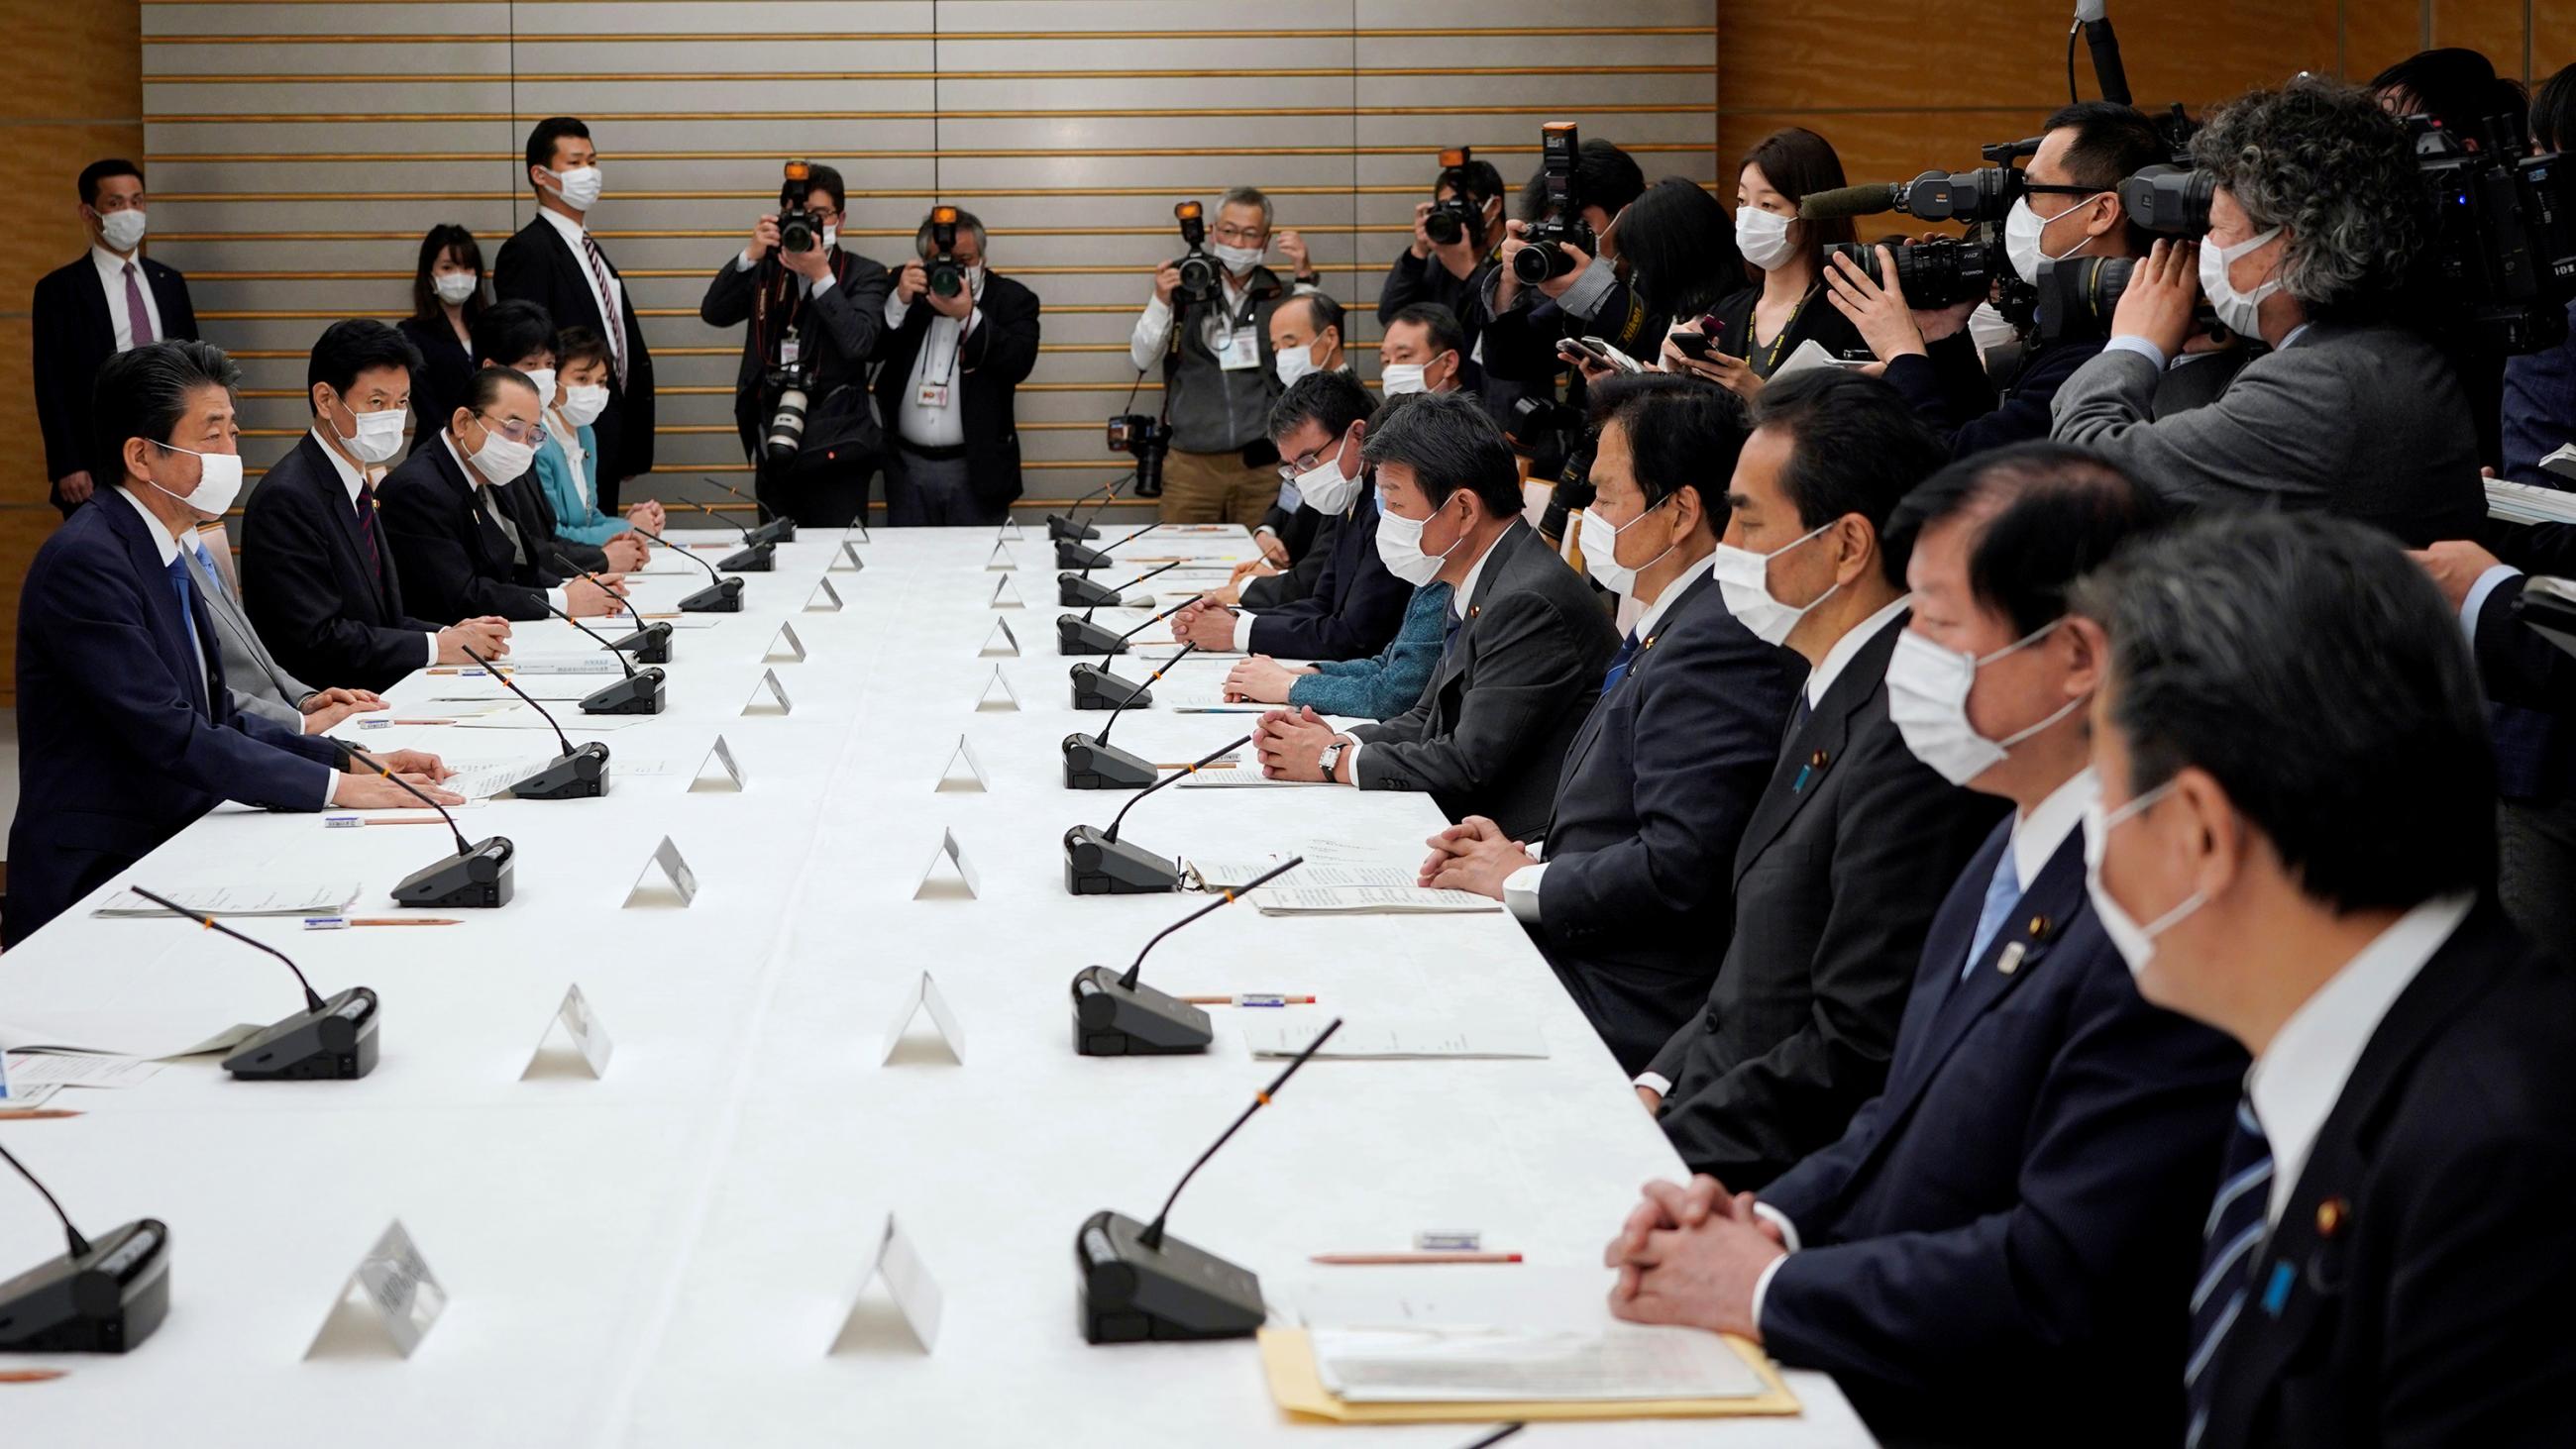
[1996,942,2026,976]
[2315,1196,2347,1239]
[2261,1259,2295,1316]
[1811,749,1830,768]
[2026,914,2052,941]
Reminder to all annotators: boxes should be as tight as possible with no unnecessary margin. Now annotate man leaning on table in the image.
[8,342,459,945]
[1603,445,2244,1449]
[1252,392,1616,841]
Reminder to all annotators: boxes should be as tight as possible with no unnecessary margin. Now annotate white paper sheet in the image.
[93,882,363,917]
[1240,1022,1547,1059]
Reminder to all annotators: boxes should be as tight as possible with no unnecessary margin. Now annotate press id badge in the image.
[916,380,953,409]
[1214,326,1260,371]
[779,335,803,367]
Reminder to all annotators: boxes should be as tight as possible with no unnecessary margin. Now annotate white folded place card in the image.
[935,735,990,792]
[744,669,794,715]
[976,666,1020,712]
[692,735,748,791]
[990,574,1022,609]
[833,538,866,570]
[913,828,982,899]
[524,983,613,1080]
[880,971,966,1066]
[979,618,1020,658]
[766,622,806,663]
[807,578,844,611]
[305,1219,447,1360]
[996,516,1024,541]
[828,1215,943,1356]
[986,541,1017,571]
[624,835,699,908]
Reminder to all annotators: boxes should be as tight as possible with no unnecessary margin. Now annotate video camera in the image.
[1825,232,2011,310]
[1426,147,1485,248]
[925,205,968,298]
[1106,414,1173,499]
[778,158,827,255]
[1512,123,1593,286]
[1169,201,1222,309]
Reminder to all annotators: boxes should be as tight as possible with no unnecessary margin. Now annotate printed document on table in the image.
[94,882,362,918]
[3,1053,165,1088]
[487,652,624,675]
[453,712,654,732]
[1310,1324,1766,1403]
[1239,1021,1548,1060]
[1186,860,1420,891]
[1253,885,1503,913]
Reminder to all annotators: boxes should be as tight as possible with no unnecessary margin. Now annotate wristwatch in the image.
[1317,738,1346,778]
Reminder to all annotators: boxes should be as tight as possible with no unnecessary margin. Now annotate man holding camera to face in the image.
[872,207,1043,526]
[698,160,892,528]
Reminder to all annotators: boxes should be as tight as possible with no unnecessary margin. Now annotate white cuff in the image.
[882,289,911,327]
[1751,1201,1801,1254]
[324,769,346,808]
[423,632,441,668]
[1232,611,1257,653]
[2461,563,2523,645]
[810,272,836,298]
[546,587,570,616]
[2103,335,2170,370]
[1338,736,1363,784]
[736,251,759,271]
[1749,1251,1791,1340]
[1502,861,1548,923]
[1255,524,1278,539]
[1633,1071,1672,1097]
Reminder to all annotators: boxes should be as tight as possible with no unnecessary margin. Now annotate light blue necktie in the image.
[1964,843,2022,979]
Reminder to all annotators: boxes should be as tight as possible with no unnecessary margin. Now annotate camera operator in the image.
[1127,185,1321,525]
[872,207,1042,526]
[2051,78,2485,547]
[1474,137,1651,386]
[698,161,891,528]
[1819,103,2164,459]
[2503,63,2576,487]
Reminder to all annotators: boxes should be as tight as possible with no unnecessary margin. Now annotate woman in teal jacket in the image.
[535,326,665,544]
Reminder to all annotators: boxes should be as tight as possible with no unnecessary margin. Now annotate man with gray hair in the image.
[874,206,1043,525]
[1128,184,1324,525]
[2049,77,2484,547]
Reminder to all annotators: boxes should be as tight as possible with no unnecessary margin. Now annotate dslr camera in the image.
[1169,201,1222,309]
[764,362,808,464]
[777,158,827,255]
[1425,147,1484,248]
[1512,122,1594,285]
[924,204,968,298]
[1105,413,1173,498]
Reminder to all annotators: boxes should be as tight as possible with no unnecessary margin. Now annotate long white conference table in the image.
[0,526,1875,1447]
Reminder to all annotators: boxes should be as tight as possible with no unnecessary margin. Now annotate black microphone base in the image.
[392,837,516,909]
[221,986,380,1081]
[681,579,746,612]
[0,1218,171,1353]
[1047,514,1101,542]
[1057,615,1130,657]
[718,543,777,572]
[1064,825,1181,896]
[746,517,797,547]
[1071,664,1150,710]
[1070,967,1213,1056]
[610,622,674,665]
[1058,572,1127,608]
[508,741,613,799]
[580,669,666,716]
[1057,541,1117,570]
[1063,736,1159,791]
[1076,1209,1264,1344]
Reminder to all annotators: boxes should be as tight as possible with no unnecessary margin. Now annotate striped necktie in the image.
[581,230,628,386]
[2185,1096,2275,1448]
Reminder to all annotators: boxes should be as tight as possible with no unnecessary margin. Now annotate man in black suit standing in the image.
[1602,446,2245,1449]
[1252,392,1618,840]
[2073,512,2576,1449]
[1420,377,1801,1072]
[33,158,200,517]
[494,117,653,511]
[1637,370,2004,1190]
[240,319,514,693]
[871,206,1041,526]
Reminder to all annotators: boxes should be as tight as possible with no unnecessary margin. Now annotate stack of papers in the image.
[483,653,625,676]
[93,882,362,918]
[2488,473,2576,525]
[1312,1324,1761,1402]
[1241,1022,1548,1060]
[1252,886,1502,914]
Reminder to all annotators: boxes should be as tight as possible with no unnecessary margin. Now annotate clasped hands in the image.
[1601,1174,1787,1341]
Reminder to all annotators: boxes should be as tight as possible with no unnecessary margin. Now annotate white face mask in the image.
[519,366,558,409]
[96,208,148,253]
[1381,362,1430,396]
[1710,520,1838,647]
[144,440,243,519]
[1274,337,1324,388]
[1294,438,1361,516]
[467,418,537,482]
[433,271,479,305]
[1211,240,1265,275]
[821,224,839,251]
[2082,780,2209,978]
[558,381,609,428]
[325,392,410,466]
[1577,497,1676,599]
[2004,194,2100,285]
[543,164,604,211]
[2199,227,2283,338]
[964,262,986,291]
[1885,618,2086,785]
[1374,493,1464,586]
[1735,206,1798,271]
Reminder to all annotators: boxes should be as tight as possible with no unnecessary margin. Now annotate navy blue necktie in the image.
[1782,691,1814,749]
[1600,630,1641,696]
[1441,611,1463,662]
[164,553,214,718]
[2185,1096,2275,1448]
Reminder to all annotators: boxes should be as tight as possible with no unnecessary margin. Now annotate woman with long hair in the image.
[398,223,485,454]
[1665,128,1868,398]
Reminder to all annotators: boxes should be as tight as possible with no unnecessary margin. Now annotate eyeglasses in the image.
[2021,182,2106,198]
[474,411,547,445]
[1212,224,1267,244]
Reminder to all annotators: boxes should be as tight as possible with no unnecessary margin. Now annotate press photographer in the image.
[872,206,1043,526]
[2049,78,2486,546]
[698,159,892,528]
[1380,149,1507,405]
[1475,127,1651,385]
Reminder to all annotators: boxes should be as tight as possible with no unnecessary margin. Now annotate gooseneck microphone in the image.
[1058,593,1196,659]
[552,551,674,666]
[1064,644,1199,788]
[701,474,796,545]
[1048,469,1128,542]
[366,761,516,909]
[129,885,380,1081]
[1058,518,1166,571]
[1063,733,1248,895]
[1076,1017,1343,1343]
[461,646,611,799]
[1070,856,1305,1056]
[632,523,745,612]
[1060,556,1184,610]
[0,1139,170,1352]
[684,495,776,572]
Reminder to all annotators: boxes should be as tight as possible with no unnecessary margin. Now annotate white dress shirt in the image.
[313,427,440,669]
[1337,518,1518,782]
[886,267,986,449]
[539,208,626,374]
[2247,890,2473,1225]
[119,486,341,806]
[1501,555,1720,920]
[92,243,165,353]
[439,432,568,617]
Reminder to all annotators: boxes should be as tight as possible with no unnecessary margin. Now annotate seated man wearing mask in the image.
[472,299,645,576]
[1422,376,1803,1072]
[10,341,459,944]
[533,324,666,549]
[1241,291,1352,594]
[1169,369,1406,663]
[1604,445,2244,1449]
[1379,303,1467,398]
[1252,392,1618,841]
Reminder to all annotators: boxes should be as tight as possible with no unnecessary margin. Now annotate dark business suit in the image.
[492,215,654,507]
[1532,571,1805,1073]
[1242,489,1408,663]
[7,494,342,945]
[2192,903,2576,1449]
[1885,333,2107,459]
[869,268,1043,513]
[1646,613,2006,1189]
[240,433,447,694]
[500,466,607,576]
[1758,818,2245,1448]
[376,437,561,623]
[1241,506,1328,609]
[1349,519,1618,840]
[2473,571,2576,712]
[32,251,199,512]
[398,313,477,458]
